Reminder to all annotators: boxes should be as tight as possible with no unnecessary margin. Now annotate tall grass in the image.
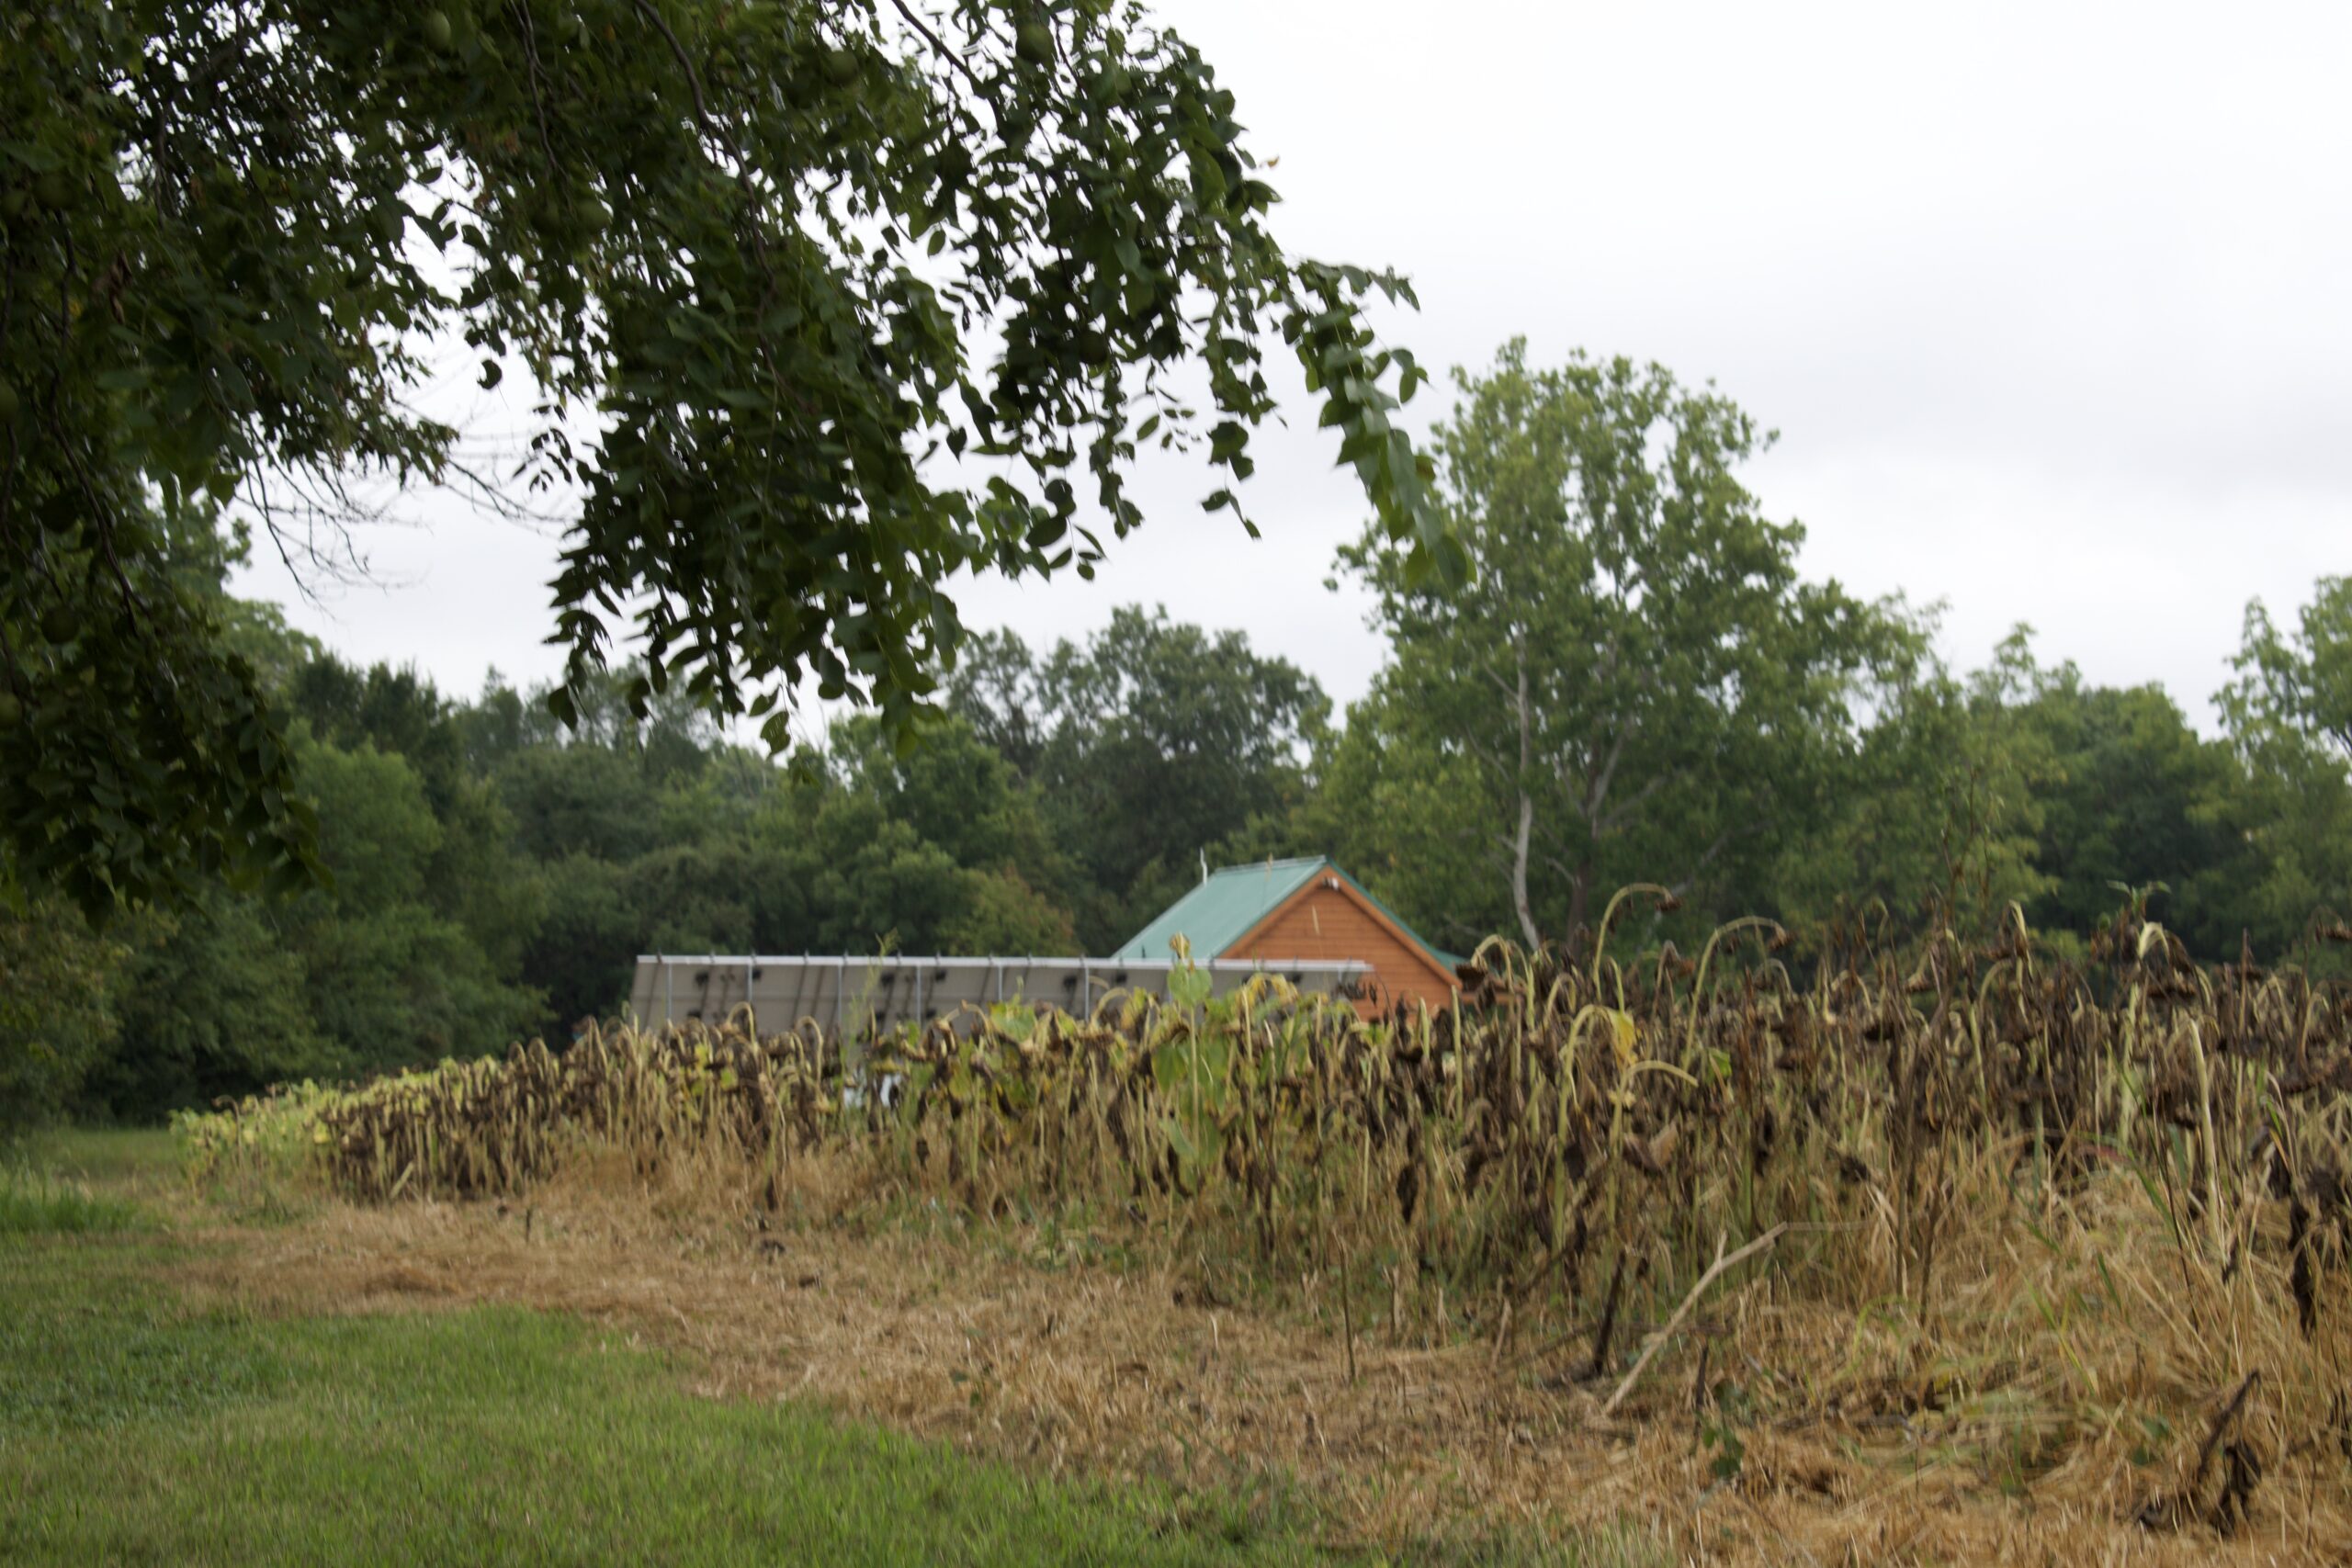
[0,1165,141,1235]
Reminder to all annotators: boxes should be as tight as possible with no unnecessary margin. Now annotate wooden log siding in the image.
[1225,875,1458,1016]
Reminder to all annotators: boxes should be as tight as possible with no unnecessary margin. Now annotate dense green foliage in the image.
[1,567,1330,1120]
[1330,343,1921,950]
[948,606,1329,946]
[0,0,1443,916]
[1288,354,2349,964]
[0,895,125,1136]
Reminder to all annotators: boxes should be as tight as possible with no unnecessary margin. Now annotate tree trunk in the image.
[1511,789,1539,951]
[1510,653,1541,951]
[1566,860,1593,952]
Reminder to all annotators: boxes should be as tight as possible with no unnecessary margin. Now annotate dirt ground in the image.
[174,1169,2351,1566]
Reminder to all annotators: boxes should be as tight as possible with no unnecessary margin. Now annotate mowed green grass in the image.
[17,1125,181,1187]
[0,1245,1331,1566]
[0,1134,1649,1567]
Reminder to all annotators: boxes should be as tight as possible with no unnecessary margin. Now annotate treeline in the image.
[0,524,1333,1124]
[6,344,2350,1129]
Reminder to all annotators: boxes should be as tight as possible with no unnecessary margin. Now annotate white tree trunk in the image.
[1510,652,1541,951]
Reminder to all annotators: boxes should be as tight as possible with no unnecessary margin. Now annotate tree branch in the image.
[629,0,719,142]
[1665,829,1735,899]
[510,0,565,184]
[1601,1224,1785,1417]
[889,0,989,95]
[1583,725,1629,823]
[1593,770,1668,838]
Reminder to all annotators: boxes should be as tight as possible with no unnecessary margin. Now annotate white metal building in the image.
[627,953,1371,1034]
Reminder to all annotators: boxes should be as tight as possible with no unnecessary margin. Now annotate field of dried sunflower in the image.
[182,894,2352,1555]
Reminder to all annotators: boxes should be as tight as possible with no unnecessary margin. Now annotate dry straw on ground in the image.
[177,1154,2349,1564]
[180,899,2352,1562]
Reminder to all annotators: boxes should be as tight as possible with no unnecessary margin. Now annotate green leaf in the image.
[1160,1115,1198,1168]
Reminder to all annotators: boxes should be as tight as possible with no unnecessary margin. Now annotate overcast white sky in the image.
[232,0,2351,730]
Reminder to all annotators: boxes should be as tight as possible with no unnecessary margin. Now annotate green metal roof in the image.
[1115,856,1326,962]
[1114,855,1458,971]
